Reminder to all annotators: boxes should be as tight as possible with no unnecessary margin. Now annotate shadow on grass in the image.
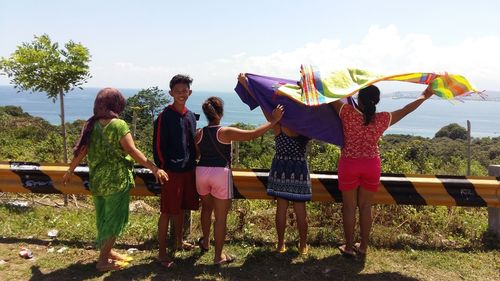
[26,247,419,281]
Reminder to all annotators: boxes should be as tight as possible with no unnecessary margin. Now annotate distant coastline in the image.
[1,85,499,138]
[388,90,500,101]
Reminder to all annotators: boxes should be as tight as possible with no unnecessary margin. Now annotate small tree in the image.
[122,86,169,127]
[0,34,91,163]
[434,123,467,140]
[122,87,169,156]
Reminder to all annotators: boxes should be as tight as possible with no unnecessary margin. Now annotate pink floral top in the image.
[339,104,392,159]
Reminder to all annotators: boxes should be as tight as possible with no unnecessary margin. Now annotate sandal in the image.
[214,253,236,266]
[337,244,355,258]
[110,252,134,262]
[96,261,127,272]
[353,243,367,256]
[174,241,196,251]
[196,237,209,252]
[156,258,175,269]
[276,244,287,254]
[299,245,309,255]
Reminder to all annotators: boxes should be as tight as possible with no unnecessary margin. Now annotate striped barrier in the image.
[1,161,499,207]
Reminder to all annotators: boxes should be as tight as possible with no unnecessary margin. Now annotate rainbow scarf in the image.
[276,65,483,106]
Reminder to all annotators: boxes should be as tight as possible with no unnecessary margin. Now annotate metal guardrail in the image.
[1,162,499,207]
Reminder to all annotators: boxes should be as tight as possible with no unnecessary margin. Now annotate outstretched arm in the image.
[219,104,284,142]
[390,86,433,126]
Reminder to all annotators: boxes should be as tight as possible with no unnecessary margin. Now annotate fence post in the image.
[488,165,500,235]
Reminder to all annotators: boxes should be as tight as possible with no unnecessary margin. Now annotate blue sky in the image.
[1,0,499,92]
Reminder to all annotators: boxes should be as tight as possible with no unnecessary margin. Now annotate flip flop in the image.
[112,254,133,262]
[196,237,209,252]
[276,245,287,254]
[96,261,126,272]
[175,241,196,251]
[214,253,236,266]
[157,258,175,269]
[353,243,367,256]
[114,260,130,268]
[337,245,355,258]
[299,245,309,256]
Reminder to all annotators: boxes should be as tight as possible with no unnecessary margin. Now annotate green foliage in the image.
[308,141,340,172]
[122,86,169,128]
[0,34,92,100]
[434,123,467,140]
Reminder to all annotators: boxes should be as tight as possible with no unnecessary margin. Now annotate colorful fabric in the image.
[93,186,130,247]
[339,104,391,159]
[88,119,134,197]
[278,65,482,106]
[235,74,349,146]
[267,133,312,202]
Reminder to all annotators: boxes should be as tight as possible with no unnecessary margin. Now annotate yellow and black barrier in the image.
[1,162,499,207]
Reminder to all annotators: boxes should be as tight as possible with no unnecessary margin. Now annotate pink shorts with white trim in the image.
[338,156,381,192]
[195,166,233,200]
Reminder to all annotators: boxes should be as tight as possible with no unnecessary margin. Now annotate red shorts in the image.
[160,170,199,215]
[338,156,381,192]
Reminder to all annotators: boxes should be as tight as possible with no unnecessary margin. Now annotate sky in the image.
[1,0,500,93]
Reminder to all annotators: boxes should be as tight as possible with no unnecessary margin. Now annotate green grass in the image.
[0,196,499,280]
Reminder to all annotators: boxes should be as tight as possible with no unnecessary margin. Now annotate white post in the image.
[488,165,500,235]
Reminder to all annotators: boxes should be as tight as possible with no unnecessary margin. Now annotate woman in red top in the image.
[331,84,433,257]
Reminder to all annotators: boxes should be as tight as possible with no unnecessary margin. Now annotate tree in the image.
[0,34,91,163]
[122,86,169,131]
[434,123,467,140]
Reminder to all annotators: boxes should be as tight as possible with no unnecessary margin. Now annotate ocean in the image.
[0,85,499,138]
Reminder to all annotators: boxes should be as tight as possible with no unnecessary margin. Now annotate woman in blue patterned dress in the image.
[238,74,311,255]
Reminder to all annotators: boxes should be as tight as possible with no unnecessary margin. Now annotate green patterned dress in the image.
[87,119,134,247]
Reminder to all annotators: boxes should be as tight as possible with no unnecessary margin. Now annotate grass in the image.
[0,194,499,281]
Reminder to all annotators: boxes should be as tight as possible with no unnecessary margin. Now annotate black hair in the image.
[169,74,193,90]
[202,96,224,123]
[358,85,380,125]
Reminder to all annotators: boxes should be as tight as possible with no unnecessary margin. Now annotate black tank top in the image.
[197,126,231,167]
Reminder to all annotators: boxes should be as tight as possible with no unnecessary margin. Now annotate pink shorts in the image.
[338,156,381,192]
[195,166,233,200]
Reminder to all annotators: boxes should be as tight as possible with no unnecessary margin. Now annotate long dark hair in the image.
[202,96,224,123]
[73,88,126,156]
[358,85,380,125]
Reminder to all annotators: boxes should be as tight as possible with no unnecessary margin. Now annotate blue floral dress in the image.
[267,133,312,202]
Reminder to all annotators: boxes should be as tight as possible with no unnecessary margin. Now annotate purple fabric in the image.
[234,73,346,146]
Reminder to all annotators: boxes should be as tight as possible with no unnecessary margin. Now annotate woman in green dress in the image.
[64,88,168,271]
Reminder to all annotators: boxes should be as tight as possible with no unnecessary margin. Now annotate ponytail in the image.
[202,96,224,122]
[358,85,380,125]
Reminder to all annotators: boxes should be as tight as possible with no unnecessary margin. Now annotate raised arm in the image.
[390,86,433,126]
[330,100,344,115]
[219,104,284,142]
[238,73,274,121]
[120,133,169,184]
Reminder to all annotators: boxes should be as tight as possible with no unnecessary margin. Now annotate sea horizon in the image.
[1,85,499,138]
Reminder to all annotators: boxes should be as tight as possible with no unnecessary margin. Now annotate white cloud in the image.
[191,25,500,92]
[20,25,496,92]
